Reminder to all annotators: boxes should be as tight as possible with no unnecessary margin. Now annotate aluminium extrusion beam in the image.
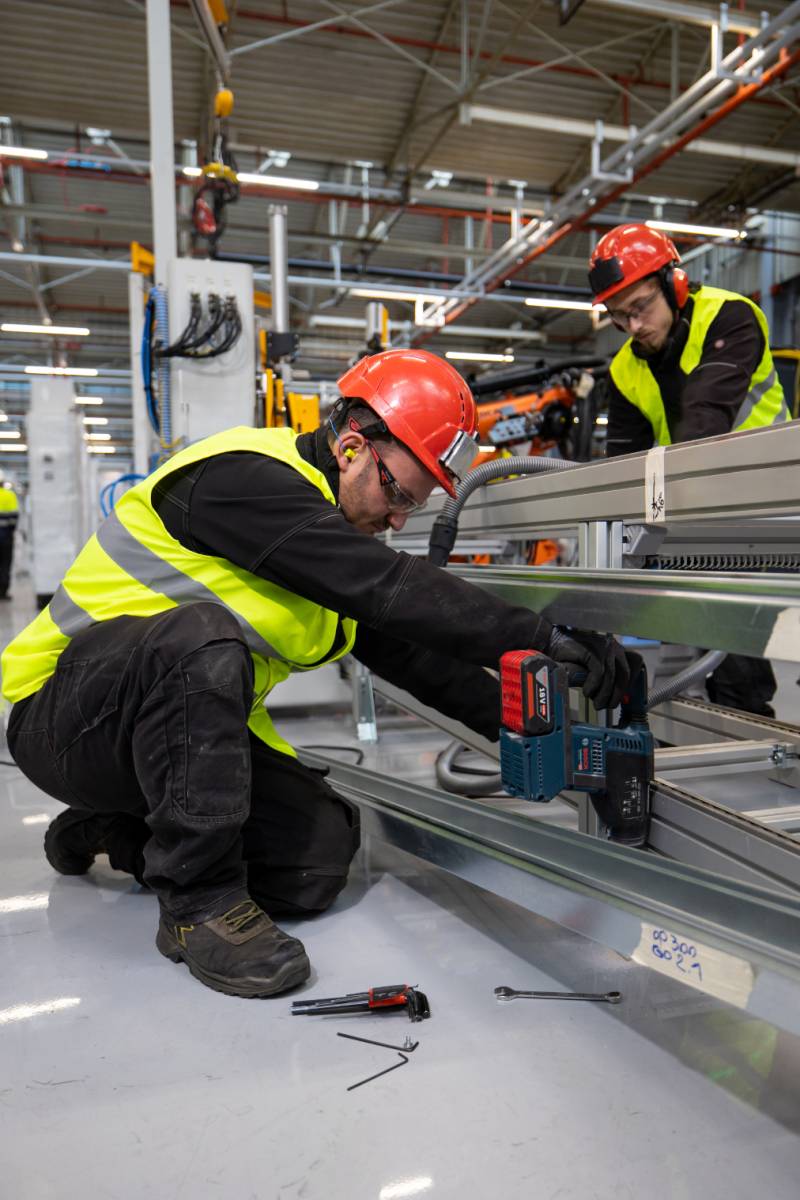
[649,698,800,748]
[396,424,800,543]
[299,748,800,1035]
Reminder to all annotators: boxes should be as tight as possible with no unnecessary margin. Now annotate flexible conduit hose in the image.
[152,286,171,450]
[646,649,727,710]
[428,455,577,567]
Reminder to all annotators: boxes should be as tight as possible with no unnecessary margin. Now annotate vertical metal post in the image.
[269,204,290,333]
[460,0,471,91]
[760,212,776,333]
[128,272,152,476]
[328,199,342,281]
[670,23,680,102]
[464,214,474,274]
[178,139,198,257]
[146,0,178,286]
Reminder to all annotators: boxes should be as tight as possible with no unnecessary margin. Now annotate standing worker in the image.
[588,223,791,716]
[0,474,19,600]
[2,349,629,1000]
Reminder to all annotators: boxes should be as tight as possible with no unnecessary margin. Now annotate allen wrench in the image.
[337,1031,419,1091]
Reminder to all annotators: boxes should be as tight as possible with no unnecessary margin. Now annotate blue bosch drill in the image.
[499,650,654,847]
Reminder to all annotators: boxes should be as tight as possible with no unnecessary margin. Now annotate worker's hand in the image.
[545,628,630,710]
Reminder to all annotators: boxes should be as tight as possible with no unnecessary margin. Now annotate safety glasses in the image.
[364,439,426,514]
[606,285,662,329]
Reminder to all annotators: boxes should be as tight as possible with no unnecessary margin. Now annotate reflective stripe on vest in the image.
[609,285,789,446]
[1,427,358,750]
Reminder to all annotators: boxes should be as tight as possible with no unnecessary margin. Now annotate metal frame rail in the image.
[299,748,800,1038]
[392,423,800,570]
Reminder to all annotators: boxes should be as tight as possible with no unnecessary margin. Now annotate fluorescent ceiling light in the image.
[85,431,111,441]
[0,444,27,451]
[182,165,318,190]
[1,322,90,336]
[0,997,81,1025]
[351,288,447,303]
[0,146,48,161]
[646,219,744,240]
[237,171,319,191]
[445,350,514,363]
[0,430,21,439]
[22,814,50,825]
[25,366,98,377]
[524,297,594,311]
[87,445,116,454]
[83,415,108,425]
[74,395,104,405]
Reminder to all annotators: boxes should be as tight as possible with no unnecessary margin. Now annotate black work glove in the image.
[544,627,630,711]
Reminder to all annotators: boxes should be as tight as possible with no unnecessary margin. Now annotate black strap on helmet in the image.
[588,255,625,296]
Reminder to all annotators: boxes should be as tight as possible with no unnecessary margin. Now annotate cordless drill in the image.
[498,650,654,847]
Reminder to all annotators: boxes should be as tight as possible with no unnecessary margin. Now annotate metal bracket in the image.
[622,522,668,566]
[590,120,636,184]
[711,4,768,86]
[351,659,378,743]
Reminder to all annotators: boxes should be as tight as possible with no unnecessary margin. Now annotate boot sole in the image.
[156,926,310,998]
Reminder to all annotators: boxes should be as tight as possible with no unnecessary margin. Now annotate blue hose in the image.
[99,473,146,518]
[141,294,160,435]
[152,286,172,448]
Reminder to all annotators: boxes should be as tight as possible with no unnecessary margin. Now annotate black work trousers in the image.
[7,603,361,922]
[0,532,14,596]
[707,653,777,718]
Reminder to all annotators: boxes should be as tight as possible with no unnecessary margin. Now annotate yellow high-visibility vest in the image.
[0,485,18,529]
[609,285,789,446]
[1,427,357,754]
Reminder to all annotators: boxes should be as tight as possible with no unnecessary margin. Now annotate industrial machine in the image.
[499,650,654,847]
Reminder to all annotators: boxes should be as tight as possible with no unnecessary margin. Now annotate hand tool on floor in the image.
[291,984,431,1022]
[495,986,622,1004]
[499,648,654,847]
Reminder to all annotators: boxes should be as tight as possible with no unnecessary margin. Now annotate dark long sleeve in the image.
[353,623,502,741]
[604,373,654,457]
[153,448,554,680]
[672,300,764,442]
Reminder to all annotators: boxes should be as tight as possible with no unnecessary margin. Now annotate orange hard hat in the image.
[336,349,478,496]
[588,223,683,305]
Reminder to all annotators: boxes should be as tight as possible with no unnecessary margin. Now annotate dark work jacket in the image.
[605,293,766,456]
[152,428,553,741]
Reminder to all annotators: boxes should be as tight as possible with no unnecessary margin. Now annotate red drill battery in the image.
[500,650,558,736]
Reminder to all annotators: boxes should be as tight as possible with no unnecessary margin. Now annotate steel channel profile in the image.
[447,565,800,663]
[299,749,800,1036]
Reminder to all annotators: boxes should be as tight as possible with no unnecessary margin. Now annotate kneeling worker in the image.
[2,349,628,999]
[589,223,790,716]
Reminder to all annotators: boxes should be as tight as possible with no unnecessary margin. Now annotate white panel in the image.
[27,378,81,599]
[167,258,256,447]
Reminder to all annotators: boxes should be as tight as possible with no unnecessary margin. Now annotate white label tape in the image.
[632,922,754,1008]
[644,445,666,524]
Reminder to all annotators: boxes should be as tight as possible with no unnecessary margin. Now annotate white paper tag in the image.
[632,922,755,1008]
[644,445,666,524]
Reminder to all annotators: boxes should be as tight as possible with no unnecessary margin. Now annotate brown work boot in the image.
[156,898,310,998]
